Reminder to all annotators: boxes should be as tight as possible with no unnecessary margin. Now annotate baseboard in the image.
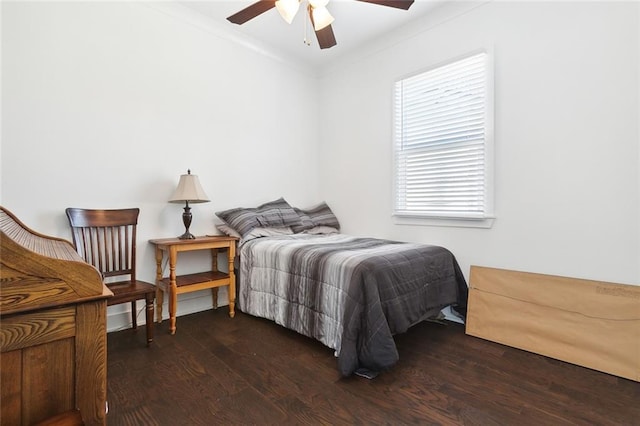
[107,288,463,332]
[106,287,229,333]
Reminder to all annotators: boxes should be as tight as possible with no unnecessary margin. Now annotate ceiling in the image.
[177,0,445,68]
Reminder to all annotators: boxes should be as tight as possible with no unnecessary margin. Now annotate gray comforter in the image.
[238,234,468,376]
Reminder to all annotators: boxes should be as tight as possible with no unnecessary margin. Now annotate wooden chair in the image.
[66,208,155,346]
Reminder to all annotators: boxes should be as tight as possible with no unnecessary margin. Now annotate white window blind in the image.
[394,52,492,220]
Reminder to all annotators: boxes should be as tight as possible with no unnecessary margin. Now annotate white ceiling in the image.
[177,0,445,68]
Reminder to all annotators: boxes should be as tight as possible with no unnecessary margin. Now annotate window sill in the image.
[393,215,495,229]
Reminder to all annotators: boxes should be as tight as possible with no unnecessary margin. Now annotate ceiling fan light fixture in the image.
[275,0,300,24]
[226,0,414,50]
[311,6,334,31]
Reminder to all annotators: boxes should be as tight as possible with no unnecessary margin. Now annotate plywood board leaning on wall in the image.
[466,266,640,382]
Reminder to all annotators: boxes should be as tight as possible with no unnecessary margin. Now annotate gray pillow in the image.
[291,202,340,233]
[216,197,300,237]
[216,223,241,239]
[291,208,315,233]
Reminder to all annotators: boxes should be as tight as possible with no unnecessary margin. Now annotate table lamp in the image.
[169,169,210,239]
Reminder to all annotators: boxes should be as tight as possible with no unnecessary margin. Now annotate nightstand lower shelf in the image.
[157,271,230,294]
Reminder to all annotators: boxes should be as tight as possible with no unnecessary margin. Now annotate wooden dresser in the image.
[0,207,112,425]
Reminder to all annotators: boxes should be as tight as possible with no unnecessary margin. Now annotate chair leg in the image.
[156,286,164,323]
[131,300,137,329]
[145,294,154,347]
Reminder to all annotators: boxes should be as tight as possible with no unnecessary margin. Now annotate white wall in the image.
[2,1,639,333]
[1,1,321,329]
[318,1,640,286]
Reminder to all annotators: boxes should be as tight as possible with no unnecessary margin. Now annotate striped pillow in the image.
[216,198,300,237]
[291,208,315,233]
[291,202,340,233]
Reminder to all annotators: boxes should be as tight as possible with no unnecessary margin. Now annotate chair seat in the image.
[106,280,156,305]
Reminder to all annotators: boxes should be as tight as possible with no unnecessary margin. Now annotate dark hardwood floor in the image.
[107,309,639,425]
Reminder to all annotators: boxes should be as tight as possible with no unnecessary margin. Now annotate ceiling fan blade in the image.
[308,5,337,49]
[227,1,277,25]
[315,24,337,49]
[355,0,414,10]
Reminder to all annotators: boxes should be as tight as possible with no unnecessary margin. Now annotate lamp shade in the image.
[168,170,210,203]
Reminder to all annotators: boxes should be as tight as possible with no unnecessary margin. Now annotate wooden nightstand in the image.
[149,235,237,334]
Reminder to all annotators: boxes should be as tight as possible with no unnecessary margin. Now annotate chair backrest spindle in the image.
[65,208,140,282]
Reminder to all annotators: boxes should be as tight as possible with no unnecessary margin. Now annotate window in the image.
[393,51,493,224]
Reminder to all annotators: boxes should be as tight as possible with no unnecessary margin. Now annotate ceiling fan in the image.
[227,0,415,50]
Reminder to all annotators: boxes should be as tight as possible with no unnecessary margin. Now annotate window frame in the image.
[392,49,495,228]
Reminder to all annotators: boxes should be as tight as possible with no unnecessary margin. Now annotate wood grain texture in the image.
[0,270,77,314]
[1,233,104,305]
[23,338,75,425]
[76,301,108,426]
[0,350,22,426]
[106,309,640,425]
[34,410,84,426]
[0,307,76,352]
[1,206,111,425]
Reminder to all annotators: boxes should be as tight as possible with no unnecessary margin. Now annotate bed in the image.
[216,198,468,377]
